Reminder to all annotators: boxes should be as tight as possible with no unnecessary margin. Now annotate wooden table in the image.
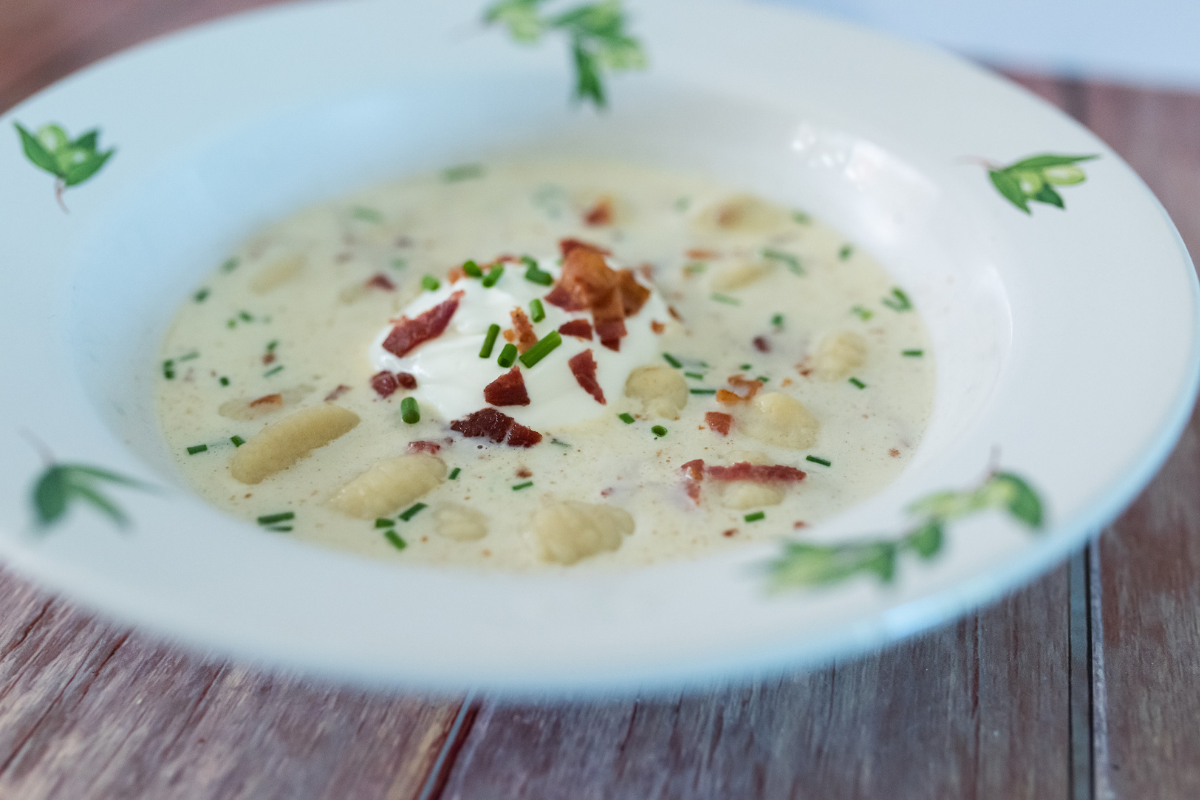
[3,2,1199,797]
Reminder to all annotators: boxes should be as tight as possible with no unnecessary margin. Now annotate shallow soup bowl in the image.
[0,0,1195,693]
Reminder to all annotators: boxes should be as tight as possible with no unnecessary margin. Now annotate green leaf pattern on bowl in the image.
[987,153,1098,214]
[14,122,115,210]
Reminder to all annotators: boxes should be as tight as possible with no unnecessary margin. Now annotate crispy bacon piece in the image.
[366,272,396,291]
[583,197,613,226]
[717,375,764,405]
[484,367,530,406]
[568,350,605,405]
[448,265,465,284]
[324,384,351,402]
[705,412,733,435]
[753,336,771,353]
[595,318,626,352]
[668,305,683,321]
[707,462,806,483]
[262,352,276,365]
[370,371,400,398]
[617,269,650,317]
[381,290,464,358]
[407,441,442,455]
[558,319,594,340]
[450,408,543,448]
[545,245,619,312]
[510,307,538,353]
[249,393,282,408]
[559,238,611,258]
[650,320,666,334]
[397,372,418,390]
[687,248,720,259]
[716,390,743,405]
[681,459,705,482]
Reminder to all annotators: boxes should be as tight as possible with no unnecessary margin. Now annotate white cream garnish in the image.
[369,258,669,430]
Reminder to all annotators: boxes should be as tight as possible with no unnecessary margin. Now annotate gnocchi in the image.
[230,404,359,484]
[531,501,636,565]
[328,453,447,519]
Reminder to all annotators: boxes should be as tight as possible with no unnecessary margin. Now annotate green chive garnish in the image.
[482,265,504,287]
[851,305,874,321]
[238,310,253,322]
[264,365,284,378]
[519,330,562,368]
[651,425,668,438]
[421,275,440,291]
[221,257,239,273]
[806,455,831,467]
[530,298,545,323]
[266,340,279,352]
[690,389,717,395]
[398,502,426,521]
[384,530,407,550]
[711,293,741,306]
[662,353,683,369]
[401,397,420,424]
[756,376,769,383]
[230,435,245,447]
[838,244,854,260]
[351,206,383,223]
[186,444,208,455]
[849,377,866,389]
[265,526,293,533]
[443,163,484,182]
[257,511,295,526]
[903,349,924,357]
[882,288,912,311]
[375,518,395,528]
[226,319,236,329]
[497,343,518,368]
[521,255,538,269]
[449,467,461,480]
[194,288,210,303]
[177,351,199,362]
[675,197,691,211]
[524,263,554,286]
[618,413,636,424]
[463,260,483,278]
[762,248,803,275]
[684,371,705,380]
[219,376,230,387]
[792,210,811,224]
[740,363,752,370]
[512,481,534,491]
[744,511,766,522]
[480,324,501,358]
[771,313,784,328]
[162,360,175,380]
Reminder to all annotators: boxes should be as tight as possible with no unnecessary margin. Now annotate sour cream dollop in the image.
[369,258,669,431]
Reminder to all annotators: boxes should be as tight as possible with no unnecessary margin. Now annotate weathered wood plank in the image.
[440,568,1071,800]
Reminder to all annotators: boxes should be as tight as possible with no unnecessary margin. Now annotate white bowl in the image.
[0,0,1195,694]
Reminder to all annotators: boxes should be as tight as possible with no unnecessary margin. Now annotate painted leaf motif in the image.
[572,40,606,107]
[768,541,897,589]
[64,149,115,187]
[989,169,1030,213]
[15,123,62,176]
[30,462,151,530]
[1033,183,1065,209]
[33,467,70,526]
[905,521,944,559]
[993,472,1044,529]
[1007,153,1099,171]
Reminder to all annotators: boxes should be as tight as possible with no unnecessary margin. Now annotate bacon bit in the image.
[370,371,400,398]
[793,521,808,529]
[503,328,516,342]
[717,375,764,404]
[583,197,614,226]
[450,408,543,448]
[558,319,594,339]
[382,290,464,358]
[517,467,533,478]
[408,441,442,455]
[638,263,654,281]
[687,248,720,259]
[249,393,282,407]
[448,266,465,284]
[781,378,793,387]
[600,487,614,497]
[617,269,650,317]
[545,244,619,312]
[483,367,531,406]
[397,372,418,390]
[650,320,665,334]
[324,384,352,402]
[716,389,743,406]
[668,305,683,321]
[797,356,813,377]
[510,307,538,353]
[753,336,771,353]
[568,350,605,404]
[262,352,276,365]
[366,272,396,291]
[681,459,705,482]
[889,448,900,458]
[707,462,806,483]
[705,411,733,435]
[595,318,625,352]
[559,238,611,258]
[722,529,737,538]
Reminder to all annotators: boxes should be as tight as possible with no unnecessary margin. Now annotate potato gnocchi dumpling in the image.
[328,453,447,519]
[735,392,820,450]
[434,504,489,542]
[230,404,360,484]
[249,254,305,294]
[532,501,636,565]
[814,332,868,381]
[624,366,688,420]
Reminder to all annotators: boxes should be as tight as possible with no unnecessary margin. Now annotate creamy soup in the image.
[156,161,935,569]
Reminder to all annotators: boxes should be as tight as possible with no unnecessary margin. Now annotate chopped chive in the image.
[762,248,803,275]
[529,298,545,322]
[186,444,208,455]
[756,376,770,383]
[238,310,254,322]
[497,343,518,368]
[806,455,832,467]
[442,163,484,182]
[384,530,407,550]
[230,435,245,447]
[771,313,784,328]
[551,438,571,447]
[792,210,811,224]
[524,264,554,286]
[744,511,766,522]
[194,288,210,303]
[463,260,483,278]
[401,396,420,424]
[882,288,912,311]
[266,340,279,352]
[257,511,294,525]
[662,353,683,369]
[375,518,395,528]
[480,324,501,358]
[221,257,239,273]
[683,262,707,274]
[711,292,741,306]
[421,275,440,291]
[849,377,866,389]
[449,467,461,480]
[482,265,504,287]
[618,413,636,424]
[518,330,562,368]
[684,371,705,380]
[265,525,293,532]
[690,388,717,395]
[351,206,383,223]
[219,376,230,387]
[398,502,426,521]
[512,481,534,491]
[838,244,854,260]
[226,319,236,329]
[651,425,668,438]
[391,257,408,270]
[674,197,691,211]
[902,349,924,357]
[520,255,538,269]
[740,363,752,371]
[162,360,175,380]
[264,365,284,378]
[177,351,199,362]
[851,305,874,321]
